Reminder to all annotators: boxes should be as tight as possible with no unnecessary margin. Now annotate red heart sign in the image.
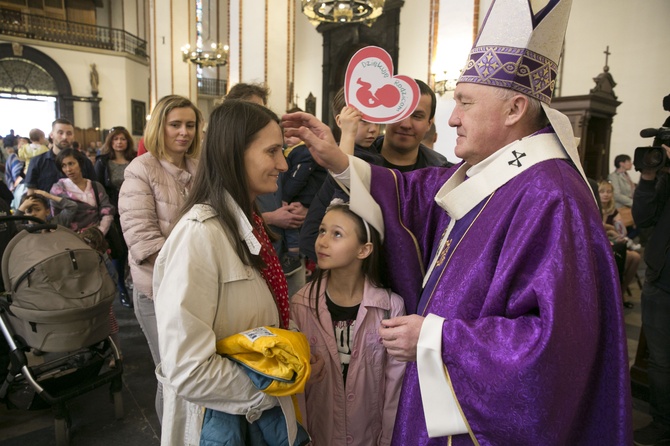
[344,46,420,124]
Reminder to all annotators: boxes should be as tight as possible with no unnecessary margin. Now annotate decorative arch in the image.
[0,43,74,121]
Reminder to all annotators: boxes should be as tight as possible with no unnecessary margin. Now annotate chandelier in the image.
[301,0,385,26]
[181,43,229,68]
[432,71,458,96]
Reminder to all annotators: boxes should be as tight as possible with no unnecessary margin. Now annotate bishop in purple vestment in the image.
[282,1,632,443]
[366,145,631,444]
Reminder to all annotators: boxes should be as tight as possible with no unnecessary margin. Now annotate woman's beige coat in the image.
[154,204,280,445]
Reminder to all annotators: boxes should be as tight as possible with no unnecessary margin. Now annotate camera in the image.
[633,127,670,171]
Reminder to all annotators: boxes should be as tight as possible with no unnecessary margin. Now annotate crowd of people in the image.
[0,82,656,446]
[1,0,667,444]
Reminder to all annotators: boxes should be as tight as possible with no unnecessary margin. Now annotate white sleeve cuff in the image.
[330,165,351,187]
[417,313,468,437]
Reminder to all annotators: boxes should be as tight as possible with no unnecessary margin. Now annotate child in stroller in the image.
[0,210,124,445]
[15,192,122,359]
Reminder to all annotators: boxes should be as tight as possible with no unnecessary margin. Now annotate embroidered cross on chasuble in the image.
[508,150,526,167]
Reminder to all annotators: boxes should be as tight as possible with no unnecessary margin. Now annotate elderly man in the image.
[282,0,631,444]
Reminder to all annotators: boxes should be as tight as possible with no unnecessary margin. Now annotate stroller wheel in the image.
[54,415,71,446]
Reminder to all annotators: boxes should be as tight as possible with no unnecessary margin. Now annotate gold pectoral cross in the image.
[435,238,452,267]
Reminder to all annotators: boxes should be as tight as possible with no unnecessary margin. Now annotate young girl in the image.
[290,201,406,446]
[598,180,640,308]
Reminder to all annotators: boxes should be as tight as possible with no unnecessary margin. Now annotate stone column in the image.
[228,0,293,113]
[148,0,197,107]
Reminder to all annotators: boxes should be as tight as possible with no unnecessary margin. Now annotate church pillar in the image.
[227,0,294,113]
[149,0,197,107]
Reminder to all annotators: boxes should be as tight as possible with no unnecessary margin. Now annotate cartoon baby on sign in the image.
[344,46,420,124]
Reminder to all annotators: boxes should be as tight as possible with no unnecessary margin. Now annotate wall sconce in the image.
[432,71,457,96]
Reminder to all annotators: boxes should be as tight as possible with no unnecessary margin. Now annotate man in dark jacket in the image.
[299,80,452,262]
[632,143,670,446]
[25,118,95,194]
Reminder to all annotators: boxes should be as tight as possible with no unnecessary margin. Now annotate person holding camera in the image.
[632,143,670,446]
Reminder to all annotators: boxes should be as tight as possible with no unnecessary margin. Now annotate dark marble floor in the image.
[0,296,161,446]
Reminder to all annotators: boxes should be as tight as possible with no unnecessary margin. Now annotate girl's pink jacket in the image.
[290,277,406,446]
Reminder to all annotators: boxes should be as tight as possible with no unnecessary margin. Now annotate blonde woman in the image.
[598,180,640,308]
[119,95,203,422]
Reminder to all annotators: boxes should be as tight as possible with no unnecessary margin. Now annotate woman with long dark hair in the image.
[153,100,293,444]
[95,126,136,308]
[50,148,114,233]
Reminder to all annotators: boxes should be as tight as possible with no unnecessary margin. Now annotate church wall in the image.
[97,0,112,28]
[398,0,430,82]
[292,0,322,119]
[266,0,290,114]
[239,0,265,85]
[149,0,197,103]
[227,0,241,88]
[562,0,669,181]
[111,0,124,31]
[18,44,149,132]
[431,0,476,161]
[124,0,140,38]
[7,2,656,174]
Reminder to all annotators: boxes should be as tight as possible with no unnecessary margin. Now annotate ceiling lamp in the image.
[432,71,458,96]
[301,0,385,26]
[181,43,229,68]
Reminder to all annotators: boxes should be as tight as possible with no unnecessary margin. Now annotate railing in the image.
[197,77,227,97]
[0,8,147,59]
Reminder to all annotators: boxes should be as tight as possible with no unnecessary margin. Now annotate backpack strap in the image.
[90,181,101,219]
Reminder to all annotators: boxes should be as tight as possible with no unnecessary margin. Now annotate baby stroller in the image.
[0,216,123,446]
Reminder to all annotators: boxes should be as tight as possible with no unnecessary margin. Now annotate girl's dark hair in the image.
[308,203,387,320]
[178,99,280,270]
[101,127,137,161]
[55,147,87,171]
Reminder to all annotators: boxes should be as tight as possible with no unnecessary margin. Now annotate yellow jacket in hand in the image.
[216,326,311,397]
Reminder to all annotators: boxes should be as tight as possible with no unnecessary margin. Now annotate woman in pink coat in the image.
[118,95,203,423]
[291,201,406,445]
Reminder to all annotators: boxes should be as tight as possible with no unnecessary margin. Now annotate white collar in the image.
[225,192,262,256]
[434,133,567,220]
[464,143,509,178]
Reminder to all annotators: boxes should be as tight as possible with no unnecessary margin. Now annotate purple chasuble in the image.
[368,153,632,445]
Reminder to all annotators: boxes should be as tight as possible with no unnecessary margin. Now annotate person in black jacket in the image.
[278,143,329,273]
[632,143,670,445]
[25,119,96,195]
[299,81,452,262]
[94,126,137,308]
